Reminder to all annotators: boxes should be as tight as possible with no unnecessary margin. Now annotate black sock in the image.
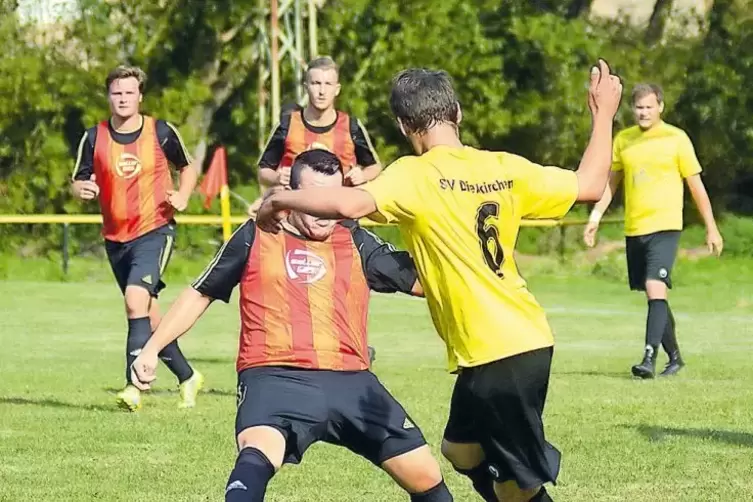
[410,481,453,502]
[661,304,678,355]
[158,341,194,383]
[531,486,554,501]
[645,299,669,349]
[126,317,152,385]
[225,447,275,502]
[454,463,496,502]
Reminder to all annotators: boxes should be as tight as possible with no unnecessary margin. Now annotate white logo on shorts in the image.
[658,268,668,279]
[236,383,247,409]
[488,464,500,479]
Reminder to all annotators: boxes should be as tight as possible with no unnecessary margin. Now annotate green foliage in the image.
[2,0,753,258]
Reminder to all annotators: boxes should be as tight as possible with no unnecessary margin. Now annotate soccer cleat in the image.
[178,370,204,409]
[115,384,142,412]
[659,350,685,377]
[631,345,657,379]
[368,346,376,364]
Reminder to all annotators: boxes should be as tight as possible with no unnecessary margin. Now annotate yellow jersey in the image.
[360,145,578,372]
[612,121,702,237]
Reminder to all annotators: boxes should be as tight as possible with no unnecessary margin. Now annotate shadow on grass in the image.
[554,369,632,379]
[0,396,119,413]
[188,356,235,365]
[103,387,235,397]
[633,425,753,447]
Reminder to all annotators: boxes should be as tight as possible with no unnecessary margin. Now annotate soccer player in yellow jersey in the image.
[256,60,623,502]
[583,84,723,379]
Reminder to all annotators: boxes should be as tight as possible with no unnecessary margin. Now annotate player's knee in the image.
[124,286,151,318]
[382,445,444,494]
[440,439,484,470]
[645,279,667,300]
[493,480,541,502]
[236,426,286,471]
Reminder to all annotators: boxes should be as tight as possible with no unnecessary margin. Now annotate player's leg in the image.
[323,370,452,501]
[467,348,560,502]
[441,372,497,501]
[227,367,327,501]
[632,231,681,379]
[653,231,684,376]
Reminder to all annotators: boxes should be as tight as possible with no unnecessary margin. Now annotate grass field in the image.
[2,261,753,501]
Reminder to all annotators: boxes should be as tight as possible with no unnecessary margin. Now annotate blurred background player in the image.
[70,65,204,411]
[255,61,623,502]
[250,56,382,363]
[131,149,453,502]
[583,83,723,379]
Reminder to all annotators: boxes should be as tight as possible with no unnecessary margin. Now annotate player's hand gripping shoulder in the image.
[588,59,623,119]
[71,174,100,201]
[130,350,159,391]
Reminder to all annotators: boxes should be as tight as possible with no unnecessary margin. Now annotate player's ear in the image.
[397,118,407,137]
[658,101,665,114]
[138,94,143,103]
[335,82,341,97]
[455,102,463,125]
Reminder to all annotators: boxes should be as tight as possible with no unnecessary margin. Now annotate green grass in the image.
[2,266,753,501]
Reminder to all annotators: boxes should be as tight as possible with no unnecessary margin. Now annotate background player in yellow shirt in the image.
[583,84,723,379]
[256,60,623,502]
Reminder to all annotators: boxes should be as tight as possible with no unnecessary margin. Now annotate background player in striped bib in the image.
[70,65,203,411]
[130,149,453,502]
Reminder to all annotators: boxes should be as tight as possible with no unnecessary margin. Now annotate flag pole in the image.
[220,184,231,241]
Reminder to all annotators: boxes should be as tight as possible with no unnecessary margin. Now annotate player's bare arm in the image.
[583,170,623,247]
[686,174,723,256]
[131,287,212,389]
[574,59,623,202]
[71,174,100,200]
[167,162,199,211]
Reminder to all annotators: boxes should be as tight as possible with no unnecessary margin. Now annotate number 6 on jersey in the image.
[475,201,505,277]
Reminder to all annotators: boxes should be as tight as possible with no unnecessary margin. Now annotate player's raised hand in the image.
[278,166,291,187]
[588,59,623,118]
[344,166,366,186]
[256,196,285,234]
[166,189,189,211]
[130,350,159,391]
[72,174,100,200]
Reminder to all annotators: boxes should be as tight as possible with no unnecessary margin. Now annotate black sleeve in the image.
[156,120,193,170]
[191,220,257,303]
[258,111,292,170]
[341,220,418,294]
[350,117,379,167]
[72,128,97,181]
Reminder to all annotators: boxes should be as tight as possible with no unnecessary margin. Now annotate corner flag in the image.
[198,146,232,241]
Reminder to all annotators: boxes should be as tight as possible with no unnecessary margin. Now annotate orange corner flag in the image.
[198,146,228,209]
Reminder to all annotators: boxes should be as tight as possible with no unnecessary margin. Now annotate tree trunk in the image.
[566,0,593,18]
[645,0,674,44]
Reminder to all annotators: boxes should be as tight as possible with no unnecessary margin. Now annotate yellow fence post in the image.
[220,185,232,242]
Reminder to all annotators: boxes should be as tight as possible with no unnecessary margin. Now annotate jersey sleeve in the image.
[342,221,418,294]
[506,153,579,220]
[71,128,96,181]
[677,132,703,178]
[258,112,292,170]
[357,157,420,224]
[156,120,193,170]
[191,221,257,303]
[611,135,623,173]
[350,117,379,167]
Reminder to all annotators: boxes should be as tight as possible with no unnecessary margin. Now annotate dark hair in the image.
[290,149,343,189]
[105,65,147,93]
[389,68,459,135]
[632,83,664,105]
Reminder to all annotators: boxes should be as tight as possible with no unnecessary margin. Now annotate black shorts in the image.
[625,230,681,291]
[104,223,176,297]
[443,347,560,490]
[235,366,426,466]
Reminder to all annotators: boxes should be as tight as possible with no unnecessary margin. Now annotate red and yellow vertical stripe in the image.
[280,110,357,173]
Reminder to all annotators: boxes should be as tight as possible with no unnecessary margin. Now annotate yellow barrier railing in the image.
[0,214,623,275]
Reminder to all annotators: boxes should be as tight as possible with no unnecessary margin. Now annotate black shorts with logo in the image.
[625,230,681,291]
[104,223,176,298]
[443,347,560,490]
[235,366,426,466]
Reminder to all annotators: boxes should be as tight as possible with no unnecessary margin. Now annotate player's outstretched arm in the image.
[257,186,377,232]
[574,59,623,203]
[131,287,212,390]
